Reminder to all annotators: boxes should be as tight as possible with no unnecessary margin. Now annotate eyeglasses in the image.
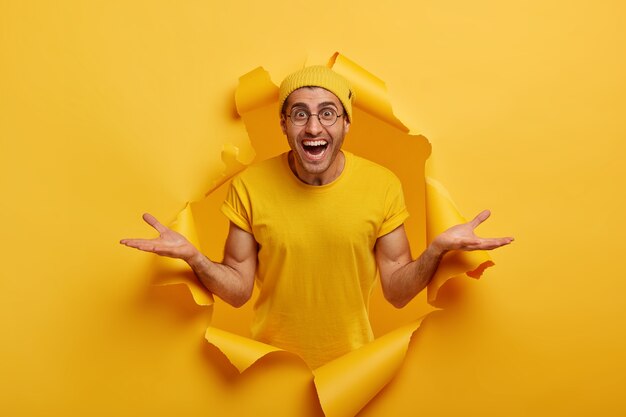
[287,107,343,126]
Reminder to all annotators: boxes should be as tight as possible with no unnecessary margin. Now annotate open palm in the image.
[432,210,514,253]
[120,213,198,261]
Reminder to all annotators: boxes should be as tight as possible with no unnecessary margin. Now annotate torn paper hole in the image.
[150,52,495,417]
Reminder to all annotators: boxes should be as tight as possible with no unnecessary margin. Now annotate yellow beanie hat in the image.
[278,66,354,121]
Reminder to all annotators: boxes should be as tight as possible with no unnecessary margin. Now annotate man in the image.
[121,66,513,369]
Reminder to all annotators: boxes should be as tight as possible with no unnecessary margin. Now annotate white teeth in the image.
[302,140,327,147]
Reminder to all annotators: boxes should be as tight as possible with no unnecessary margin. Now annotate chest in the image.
[250,187,385,254]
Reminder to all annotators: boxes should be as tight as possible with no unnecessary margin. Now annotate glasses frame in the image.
[286,107,344,127]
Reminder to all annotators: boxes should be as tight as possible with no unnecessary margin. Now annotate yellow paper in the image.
[424,177,494,307]
[151,53,496,416]
[313,319,425,417]
[4,2,625,415]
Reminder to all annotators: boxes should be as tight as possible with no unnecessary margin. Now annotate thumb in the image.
[469,209,491,228]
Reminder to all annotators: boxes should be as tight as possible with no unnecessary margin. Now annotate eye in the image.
[319,108,336,120]
[291,109,309,120]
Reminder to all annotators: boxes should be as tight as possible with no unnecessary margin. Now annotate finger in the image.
[142,213,168,234]
[120,238,160,252]
[469,209,491,228]
[454,237,482,249]
[469,236,514,250]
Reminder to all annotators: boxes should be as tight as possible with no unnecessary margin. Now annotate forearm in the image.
[385,244,446,308]
[378,211,513,309]
[186,250,253,308]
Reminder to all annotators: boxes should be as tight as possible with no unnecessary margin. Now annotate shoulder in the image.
[346,152,401,183]
[234,153,287,185]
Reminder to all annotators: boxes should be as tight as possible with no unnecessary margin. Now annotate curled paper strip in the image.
[425,177,494,308]
[312,319,425,417]
[329,53,408,132]
[205,326,285,372]
[152,202,213,306]
[151,53,495,416]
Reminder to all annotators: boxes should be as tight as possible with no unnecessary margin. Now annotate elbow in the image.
[228,285,253,308]
[388,296,409,309]
[226,295,249,308]
[382,288,410,309]
[229,298,247,308]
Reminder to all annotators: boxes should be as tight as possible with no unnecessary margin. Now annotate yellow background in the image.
[1,1,625,415]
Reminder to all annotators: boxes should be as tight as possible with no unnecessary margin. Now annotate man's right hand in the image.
[120,213,199,262]
[121,214,258,307]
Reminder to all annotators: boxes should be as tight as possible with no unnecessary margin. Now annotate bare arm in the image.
[120,213,257,307]
[375,210,513,308]
[375,225,439,308]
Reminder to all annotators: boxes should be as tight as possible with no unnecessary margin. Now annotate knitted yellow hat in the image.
[278,66,354,121]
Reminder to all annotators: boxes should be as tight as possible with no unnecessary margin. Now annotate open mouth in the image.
[302,140,329,160]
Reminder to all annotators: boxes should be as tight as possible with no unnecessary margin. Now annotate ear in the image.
[344,117,350,133]
[280,114,287,135]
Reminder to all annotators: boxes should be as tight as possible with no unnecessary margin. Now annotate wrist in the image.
[428,240,448,259]
[185,249,207,267]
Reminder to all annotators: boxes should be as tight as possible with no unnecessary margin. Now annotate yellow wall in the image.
[1,1,625,415]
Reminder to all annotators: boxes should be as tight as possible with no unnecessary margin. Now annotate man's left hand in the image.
[431,210,514,254]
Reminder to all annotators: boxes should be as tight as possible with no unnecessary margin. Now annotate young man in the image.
[121,66,513,368]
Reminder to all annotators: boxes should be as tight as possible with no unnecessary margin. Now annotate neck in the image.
[289,151,345,186]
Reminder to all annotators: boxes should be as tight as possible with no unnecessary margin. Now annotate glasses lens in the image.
[289,108,340,126]
[290,109,309,126]
[319,108,338,126]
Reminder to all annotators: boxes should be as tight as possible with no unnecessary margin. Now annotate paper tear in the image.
[205,326,287,372]
[205,143,250,195]
[424,177,495,307]
[313,318,425,417]
[329,53,409,132]
[151,203,214,306]
[150,53,495,416]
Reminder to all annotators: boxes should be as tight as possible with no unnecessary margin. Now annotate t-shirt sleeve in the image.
[220,176,253,234]
[377,174,410,238]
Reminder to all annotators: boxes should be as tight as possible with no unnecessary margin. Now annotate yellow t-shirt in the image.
[221,151,409,368]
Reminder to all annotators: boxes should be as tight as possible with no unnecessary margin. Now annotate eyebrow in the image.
[289,101,340,111]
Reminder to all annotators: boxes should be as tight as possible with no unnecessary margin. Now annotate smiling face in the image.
[280,87,351,186]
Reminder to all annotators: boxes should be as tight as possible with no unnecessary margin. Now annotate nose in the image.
[304,114,324,135]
